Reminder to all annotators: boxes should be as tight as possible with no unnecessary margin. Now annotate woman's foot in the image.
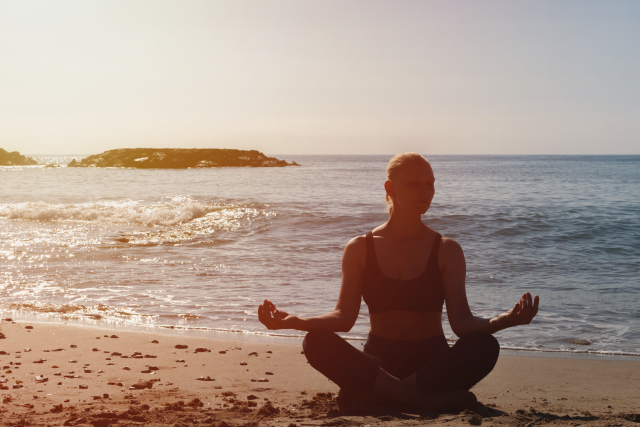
[373,368,477,413]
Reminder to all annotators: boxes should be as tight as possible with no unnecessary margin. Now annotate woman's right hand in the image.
[258,299,297,330]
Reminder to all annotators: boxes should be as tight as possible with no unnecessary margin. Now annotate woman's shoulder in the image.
[345,233,368,252]
[342,234,368,270]
[437,235,465,267]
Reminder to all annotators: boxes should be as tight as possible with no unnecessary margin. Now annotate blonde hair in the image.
[385,152,429,215]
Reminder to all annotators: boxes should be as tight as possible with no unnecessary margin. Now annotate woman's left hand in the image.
[502,292,539,327]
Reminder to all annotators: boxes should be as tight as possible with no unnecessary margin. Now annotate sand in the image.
[0,319,638,426]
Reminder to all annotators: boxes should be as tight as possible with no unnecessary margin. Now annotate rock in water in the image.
[67,148,299,168]
[0,148,39,166]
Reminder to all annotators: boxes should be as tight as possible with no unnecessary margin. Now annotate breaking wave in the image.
[0,197,270,228]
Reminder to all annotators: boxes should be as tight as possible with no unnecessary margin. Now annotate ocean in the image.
[1,155,639,357]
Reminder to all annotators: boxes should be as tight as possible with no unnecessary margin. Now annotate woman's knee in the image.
[302,330,339,361]
[462,332,500,365]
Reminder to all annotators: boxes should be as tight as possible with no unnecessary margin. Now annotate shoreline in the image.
[4,312,639,362]
[0,319,638,426]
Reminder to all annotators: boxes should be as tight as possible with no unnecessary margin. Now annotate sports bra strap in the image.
[431,233,442,265]
[365,231,377,268]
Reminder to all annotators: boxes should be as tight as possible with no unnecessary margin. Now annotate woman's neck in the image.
[384,212,427,239]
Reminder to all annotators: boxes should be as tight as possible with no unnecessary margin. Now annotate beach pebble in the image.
[13,384,23,389]
[196,376,215,381]
[79,384,88,389]
[103,393,109,398]
[3,318,12,322]
[25,326,33,329]
[52,365,59,368]
[33,359,46,364]
[258,379,269,383]
[129,381,153,390]
[194,348,211,353]
[107,363,115,365]
[52,348,64,352]
[69,360,77,363]
[265,372,273,375]
[111,352,122,356]
[247,394,259,400]
[123,367,130,370]
[151,340,159,344]
[175,359,185,363]
[266,351,272,354]
[24,348,31,352]
[175,345,188,349]
[248,352,258,356]
[84,369,92,373]
[144,354,157,358]
[35,376,48,383]
[92,348,99,352]
[0,351,7,355]
[57,382,62,385]
[232,347,241,350]
[110,335,118,338]
[70,345,77,348]
[240,362,247,366]
[218,351,227,354]
[54,373,61,376]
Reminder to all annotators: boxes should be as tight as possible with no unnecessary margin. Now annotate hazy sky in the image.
[1,0,639,155]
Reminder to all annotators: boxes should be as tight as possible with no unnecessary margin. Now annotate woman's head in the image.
[385,153,434,216]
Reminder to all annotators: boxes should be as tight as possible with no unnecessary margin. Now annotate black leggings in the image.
[303,331,499,394]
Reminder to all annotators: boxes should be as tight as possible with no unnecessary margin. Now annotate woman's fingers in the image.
[258,304,269,327]
[259,301,277,329]
[526,295,540,324]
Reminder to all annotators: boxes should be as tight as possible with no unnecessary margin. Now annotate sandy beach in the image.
[0,319,637,426]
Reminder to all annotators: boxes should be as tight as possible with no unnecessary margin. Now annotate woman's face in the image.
[388,161,435,215]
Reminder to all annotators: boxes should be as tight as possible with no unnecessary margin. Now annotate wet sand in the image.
[0,319,638,426]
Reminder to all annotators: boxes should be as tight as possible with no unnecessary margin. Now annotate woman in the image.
[258,153,539,412]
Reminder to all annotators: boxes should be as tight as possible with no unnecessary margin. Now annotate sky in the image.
[1,0,639,155]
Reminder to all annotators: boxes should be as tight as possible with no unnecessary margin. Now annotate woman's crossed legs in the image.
[303,330,499,411]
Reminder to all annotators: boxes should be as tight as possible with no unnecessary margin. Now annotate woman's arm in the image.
[441,237,539,337]
[258,235,366,333]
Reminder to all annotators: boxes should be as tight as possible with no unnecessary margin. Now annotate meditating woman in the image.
[258,152,539,411]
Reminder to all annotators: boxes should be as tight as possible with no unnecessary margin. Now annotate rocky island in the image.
[0,148,39,166]
[67,148,299,168]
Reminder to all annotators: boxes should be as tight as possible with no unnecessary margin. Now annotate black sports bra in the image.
[362,231,445,314]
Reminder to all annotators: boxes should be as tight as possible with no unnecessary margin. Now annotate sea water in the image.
[1,155,639,356]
